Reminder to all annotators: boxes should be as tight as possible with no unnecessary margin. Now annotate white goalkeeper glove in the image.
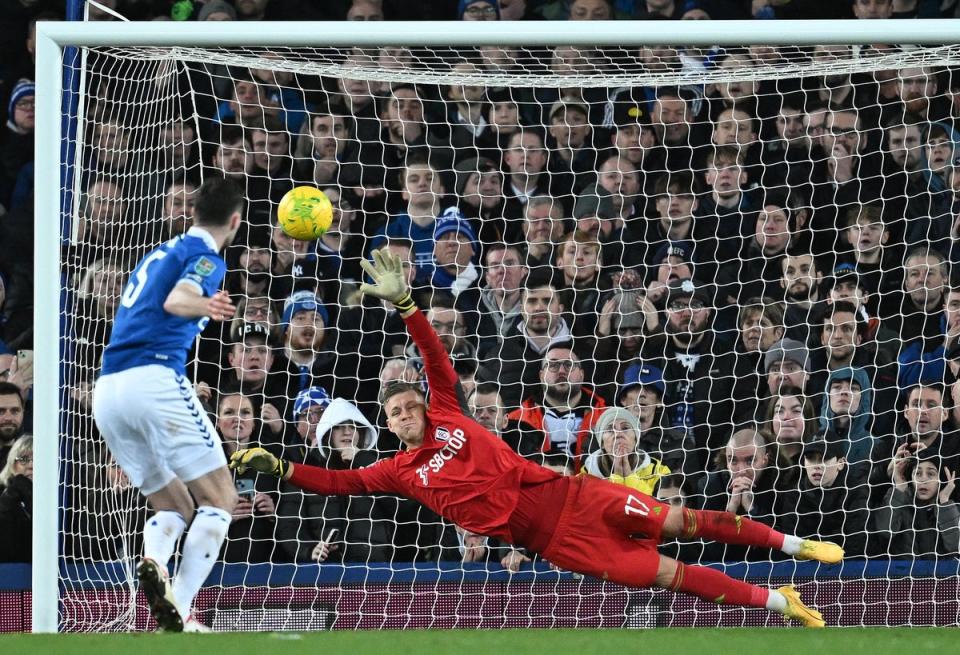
[359,249,415,312]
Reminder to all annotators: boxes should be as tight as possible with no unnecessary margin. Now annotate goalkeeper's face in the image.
[385,390,427,448]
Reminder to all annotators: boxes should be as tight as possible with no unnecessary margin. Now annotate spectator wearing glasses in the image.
[506,342,607,465]
[459,0,500,20]
[0,434,31,562]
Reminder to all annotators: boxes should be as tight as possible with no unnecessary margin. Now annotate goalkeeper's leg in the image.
[664,506,844,564]
[655,556,825,628]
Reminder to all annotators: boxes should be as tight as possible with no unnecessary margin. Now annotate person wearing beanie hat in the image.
[459,0,500,20]
[197,0,237,20]
[232,249,840,628]
[1,79,34,207]
[431,215,480,297]
[580,406,671,495]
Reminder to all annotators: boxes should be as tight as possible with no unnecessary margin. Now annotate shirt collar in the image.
[187,226,218,251]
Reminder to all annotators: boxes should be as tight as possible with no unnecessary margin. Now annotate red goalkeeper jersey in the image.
[288,309,560,543]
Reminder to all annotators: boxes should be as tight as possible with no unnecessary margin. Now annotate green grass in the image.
[0,628,955,655]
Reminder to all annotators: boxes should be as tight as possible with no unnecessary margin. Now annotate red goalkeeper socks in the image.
[669,561,769,608]
[681,508,785,550]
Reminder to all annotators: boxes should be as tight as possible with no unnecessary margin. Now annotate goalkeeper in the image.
[232,249,841,628]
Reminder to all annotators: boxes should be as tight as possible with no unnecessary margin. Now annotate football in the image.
[276,186,334,241]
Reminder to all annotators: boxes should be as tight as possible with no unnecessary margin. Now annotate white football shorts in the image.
[92,364,227,495]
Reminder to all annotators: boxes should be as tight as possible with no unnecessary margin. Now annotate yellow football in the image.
[276,186,334,241]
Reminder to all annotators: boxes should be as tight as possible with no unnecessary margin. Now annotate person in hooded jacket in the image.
[777,439,869,557]
[579,407,671,496]
[276,394,394,564]
[819,367,875,465]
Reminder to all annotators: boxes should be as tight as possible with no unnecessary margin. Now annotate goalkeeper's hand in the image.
[359,248,414,311]
[229,447,288,478]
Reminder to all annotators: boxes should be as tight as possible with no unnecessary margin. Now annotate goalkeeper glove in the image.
[229,447,288,478]
[359,249,415,312]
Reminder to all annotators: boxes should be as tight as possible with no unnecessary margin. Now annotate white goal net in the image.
[47,33,960,631]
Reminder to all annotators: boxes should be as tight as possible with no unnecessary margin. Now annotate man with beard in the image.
[882,116,953,251]
[225,226,273,299]
[0,382,25,468]
[278,290,363,407]
[892,66,950,123]
[457,242,528,359]
[479,272,575,409]
[778,250,826,345]
[639,279,736,463]
[505,343,607,466]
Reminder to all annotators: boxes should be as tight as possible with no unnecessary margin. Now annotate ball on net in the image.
[277,186,334,241]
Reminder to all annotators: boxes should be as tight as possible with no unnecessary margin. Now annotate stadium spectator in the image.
[346,0,384,21]
[765,338,813,400]
[640,172,698,266]
[546,96,597,189]
[650,87,699,171]
[430,214,481,297]
[277,395,393,563]
[197,0,236,20]
[247,118,293,201]
[502,130,572,221]
[695,146,754,278]
[887,248,949,387]
[480,272,574,408]
[459,0,500,20]
[554,229,608,339]
[778,439,869,558]
[0,382,25,468]
[456,242,528,359]
[869,382,960,501]
[777,250,825,344]
[0,79,33,209]
[71,258,126,376]
[224,226,274,299]
[640,278,736,458]
[278,290,362,403]
[0,434,31,562]
[304,186,365,304]
[294,102,361,189]
[371,156,454,277]
[614,363,697,478]
[219,321,288,416]
[505,342,606,463]
[454,156,507,244]
[819,367,875,464]
[71,176,128,267]
[837,204,896,302]
[732,298,785,424]
[697,427,781,561]
[761,387,818,485]
[580,406,671,494]
[872,450,959,558]
[433,61,495,165]
[158,180,197,240]
[518,195,566,275]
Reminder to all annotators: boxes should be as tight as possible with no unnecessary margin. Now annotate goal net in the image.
[45,30,960,631]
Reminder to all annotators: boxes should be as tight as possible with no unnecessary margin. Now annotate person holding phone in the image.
[215,390,279,564]
[234,250,842,628]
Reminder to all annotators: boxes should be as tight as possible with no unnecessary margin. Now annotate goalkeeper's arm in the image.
[230,447,397,496]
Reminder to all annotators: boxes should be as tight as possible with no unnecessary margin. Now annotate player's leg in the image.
[653,555,825,628]
[93,369,189,631]
[137,479,195,633]
[660,504,844,564]
[171,466,237,623]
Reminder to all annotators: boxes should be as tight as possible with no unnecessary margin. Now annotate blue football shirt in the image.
[101,227,227,375]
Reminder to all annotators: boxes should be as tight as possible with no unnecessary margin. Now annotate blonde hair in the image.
[76,258,125,299]
[0,434,32,487]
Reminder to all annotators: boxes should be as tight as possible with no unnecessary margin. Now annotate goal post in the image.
[33,18,960,633]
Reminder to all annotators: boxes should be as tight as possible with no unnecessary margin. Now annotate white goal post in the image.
[34,18,960,634]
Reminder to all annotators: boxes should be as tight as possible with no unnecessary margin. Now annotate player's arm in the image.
[229,447,398,496]
[163,282,236,320]
[359,249,461,411]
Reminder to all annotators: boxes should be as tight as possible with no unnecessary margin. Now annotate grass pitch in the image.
[0,628,952,655]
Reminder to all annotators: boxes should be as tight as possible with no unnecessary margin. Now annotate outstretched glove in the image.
[229,447,288,478]
[359,248,415,313]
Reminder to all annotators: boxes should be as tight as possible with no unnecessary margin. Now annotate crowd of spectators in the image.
[3,0,960,570]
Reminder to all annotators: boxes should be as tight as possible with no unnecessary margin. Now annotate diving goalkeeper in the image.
[231,249,841,628]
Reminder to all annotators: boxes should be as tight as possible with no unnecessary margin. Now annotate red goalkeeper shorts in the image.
[535,475,671,588]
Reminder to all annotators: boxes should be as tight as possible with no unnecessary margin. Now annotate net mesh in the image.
[57,41,960,631]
